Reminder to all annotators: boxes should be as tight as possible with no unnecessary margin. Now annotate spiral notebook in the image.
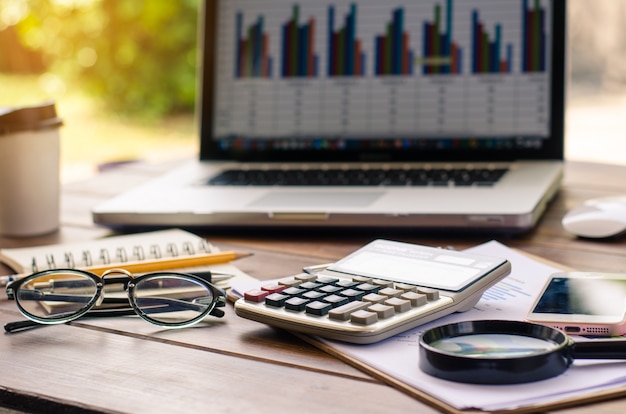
[0,229,214,273]
[0,229,257,290]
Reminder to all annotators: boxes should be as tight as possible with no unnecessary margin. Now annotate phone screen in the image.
[532,276,626,317]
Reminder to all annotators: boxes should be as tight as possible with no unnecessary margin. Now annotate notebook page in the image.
[0,229,215,273]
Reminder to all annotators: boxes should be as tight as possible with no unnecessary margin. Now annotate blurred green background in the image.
[0,0,199,181]
[1,0,626,182]
[1,0,198,117]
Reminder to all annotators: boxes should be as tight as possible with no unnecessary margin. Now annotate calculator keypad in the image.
[242,272,452,328]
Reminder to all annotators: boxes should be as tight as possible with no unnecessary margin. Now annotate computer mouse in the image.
[562,196,626,238]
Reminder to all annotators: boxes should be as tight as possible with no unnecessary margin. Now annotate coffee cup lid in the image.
[0,101,63,136]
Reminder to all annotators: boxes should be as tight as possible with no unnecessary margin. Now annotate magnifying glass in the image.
[419,320,626,384]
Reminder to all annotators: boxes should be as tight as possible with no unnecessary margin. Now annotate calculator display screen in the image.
[328,240,502,291]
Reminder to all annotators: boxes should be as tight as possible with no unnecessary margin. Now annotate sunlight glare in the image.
[38,73,67,98]
[0,0,28,29]
[51,0,99,9]
[77,47,97,67]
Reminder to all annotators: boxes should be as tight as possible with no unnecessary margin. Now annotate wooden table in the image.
[1,159,626,414]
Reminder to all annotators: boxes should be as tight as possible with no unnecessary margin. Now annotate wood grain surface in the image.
[1,159,625,413]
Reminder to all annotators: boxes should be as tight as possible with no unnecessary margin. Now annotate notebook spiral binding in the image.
[31,239,215,273]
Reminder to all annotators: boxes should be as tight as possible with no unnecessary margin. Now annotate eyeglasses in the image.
[4,268,226,333]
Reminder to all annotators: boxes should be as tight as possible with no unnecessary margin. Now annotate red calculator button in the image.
[261,283,286,294]
[244,289,270,303]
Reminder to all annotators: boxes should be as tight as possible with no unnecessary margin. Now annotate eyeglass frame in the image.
[5,268,227,333]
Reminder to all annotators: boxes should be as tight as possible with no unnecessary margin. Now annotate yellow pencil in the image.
[0,251,252,286]
[84,251,252,275]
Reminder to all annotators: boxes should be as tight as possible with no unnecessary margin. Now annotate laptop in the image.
[93,0,566,233]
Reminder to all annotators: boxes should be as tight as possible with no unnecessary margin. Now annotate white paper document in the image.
[323,241,626,411]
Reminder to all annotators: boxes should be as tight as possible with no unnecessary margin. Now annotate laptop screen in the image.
[199,0,565,163]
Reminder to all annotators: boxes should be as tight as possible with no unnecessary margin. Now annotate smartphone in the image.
[527,272,626,336]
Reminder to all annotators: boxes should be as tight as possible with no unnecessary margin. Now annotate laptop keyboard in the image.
[207,167,508,187]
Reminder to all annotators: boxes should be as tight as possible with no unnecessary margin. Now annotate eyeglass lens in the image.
[131,275,216,325]
[16,271,99,321]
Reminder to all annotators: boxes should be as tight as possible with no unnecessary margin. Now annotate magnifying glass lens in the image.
[419,320,575,384]
[421,320,626,384]
[430,333,561,358]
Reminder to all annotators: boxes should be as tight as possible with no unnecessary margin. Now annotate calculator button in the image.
[339,289,365,302]
[336,280,359,289]
[265,293,289,307]
[418,288,440,301]
[305,301,333,316]
[302,290,326,301]
[261,283,286,294]
[355,283,381,294]
[284,297,310,312]
[315,276,339,284]
[384,297,412,313]
[362,293,387,304]
[372,279,394,288]
[378,287,403,298]
[299,281,322,290]
[319,285,343,294]
[282,287,306,296]
[328,301,370,321]
[323,294,349,308]
[244,289,269,303]
[352,276,372,283]
[368,303,395,319]
[395,283,417,292]
[295,273,318,282]
[278,278,302,287]
[350,310,378,325]
[401,291,427,307]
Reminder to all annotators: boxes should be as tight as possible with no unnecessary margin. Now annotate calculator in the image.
[234,240,511,344]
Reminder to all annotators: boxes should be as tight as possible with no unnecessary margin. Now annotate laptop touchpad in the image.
[248,191,384,208]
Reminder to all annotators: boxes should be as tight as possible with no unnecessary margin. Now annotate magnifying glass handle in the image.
[572,339,626,359]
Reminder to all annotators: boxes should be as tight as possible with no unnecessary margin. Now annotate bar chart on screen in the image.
[327,4,366,77]
[419,0,463,75]
[214,0,551,140]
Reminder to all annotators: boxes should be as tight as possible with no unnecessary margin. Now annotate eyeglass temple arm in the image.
[3,305,142,332]
[4,320,41,333]
[4,305,225,333]
[3,307,140,333]
[4,294,226,333]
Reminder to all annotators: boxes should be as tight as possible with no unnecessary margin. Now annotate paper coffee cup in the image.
[0,102,63,237]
